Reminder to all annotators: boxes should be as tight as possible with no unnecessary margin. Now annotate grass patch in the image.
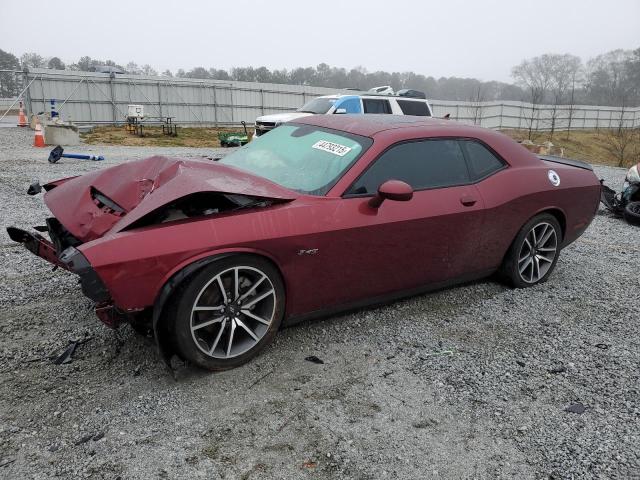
[81,125,247,148]
[82,125,639,168]
[501,129,640,167]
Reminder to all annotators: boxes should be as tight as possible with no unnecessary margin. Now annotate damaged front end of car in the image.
[6,156,297,332]
[7,192,136,329]
[7,219,123,326]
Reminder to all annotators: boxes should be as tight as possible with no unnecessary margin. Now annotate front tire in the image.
[623,201,640,227]
[502,214,562,288]
[171,255,284,371]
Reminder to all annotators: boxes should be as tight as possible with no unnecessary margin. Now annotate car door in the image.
[291,138,486,313]
[457,139,511,272]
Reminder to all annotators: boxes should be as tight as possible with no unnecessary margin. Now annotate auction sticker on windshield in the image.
[312,140,352,157]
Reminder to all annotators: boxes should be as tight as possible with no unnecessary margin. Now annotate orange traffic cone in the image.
[33,120,45,147]
[17,100,28,127]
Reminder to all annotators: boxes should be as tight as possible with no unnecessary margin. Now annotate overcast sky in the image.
[2,0,639,82]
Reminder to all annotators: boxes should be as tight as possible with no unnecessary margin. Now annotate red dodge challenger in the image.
[8,115,601,370]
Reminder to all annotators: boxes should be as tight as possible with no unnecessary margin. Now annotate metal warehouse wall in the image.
[21,69,640,129]
[23,69,342,126]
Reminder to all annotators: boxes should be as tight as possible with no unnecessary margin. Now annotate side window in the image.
[397,100,430,116]
[348,139,469,195]
[334,97,362,114]
[460,140,505,180]
[363,99,392,114]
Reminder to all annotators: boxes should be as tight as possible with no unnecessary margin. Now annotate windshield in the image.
[297,98,336,114]
[219,124,372,196]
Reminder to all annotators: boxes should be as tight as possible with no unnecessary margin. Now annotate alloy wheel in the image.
[190,266,276,358]
[517,222,558,284]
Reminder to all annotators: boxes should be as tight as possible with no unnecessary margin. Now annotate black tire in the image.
[170,255,285,371]
[623,201,640,227]
[501,213,562,288]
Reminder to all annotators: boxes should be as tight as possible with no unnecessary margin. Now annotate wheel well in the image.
[498,208,567,274]
[540,208,566,241]
[152,252,285,366]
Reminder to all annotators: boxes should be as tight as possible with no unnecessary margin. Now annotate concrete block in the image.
[43,123,80,146]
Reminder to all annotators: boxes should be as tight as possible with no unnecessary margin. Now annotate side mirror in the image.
[368,180,413,208]
[334,108,347,114]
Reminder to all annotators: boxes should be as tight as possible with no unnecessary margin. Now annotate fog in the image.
[1,0,639,82]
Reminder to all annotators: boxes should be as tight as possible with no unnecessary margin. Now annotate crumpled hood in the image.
[256,112,314,123]
[44,156,297,242]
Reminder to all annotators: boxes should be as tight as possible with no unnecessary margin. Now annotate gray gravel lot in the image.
[0,127,639,479]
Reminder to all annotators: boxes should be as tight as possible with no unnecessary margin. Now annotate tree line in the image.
[0,47,638,108]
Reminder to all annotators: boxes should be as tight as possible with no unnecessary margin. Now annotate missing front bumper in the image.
[7,226,68,269]
[7,225,112,314]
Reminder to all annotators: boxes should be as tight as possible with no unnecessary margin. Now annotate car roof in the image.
[293,114,483,137]
[318,94,427,102]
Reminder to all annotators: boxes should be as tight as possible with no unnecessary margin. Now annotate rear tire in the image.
[501,213,562,288]
[171,255,284,371]
[623,201,640,227]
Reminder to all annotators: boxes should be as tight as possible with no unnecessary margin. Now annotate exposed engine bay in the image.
[125,192,273,230]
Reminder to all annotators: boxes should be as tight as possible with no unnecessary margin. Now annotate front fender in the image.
[150,247,285,367]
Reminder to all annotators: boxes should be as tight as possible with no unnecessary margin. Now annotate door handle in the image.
[460,195,477,207]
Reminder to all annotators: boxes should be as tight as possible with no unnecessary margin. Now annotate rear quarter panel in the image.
[475,162,600,270]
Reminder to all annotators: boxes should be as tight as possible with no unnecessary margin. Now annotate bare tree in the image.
[606,110,638,166]
[588,50,639,166]
[466,83,486,126]
[586,50,636,106]
[126,62,142,75]
[72,56,93,71]
[20,52,46,69]
[141,64,158,76]
[512,55,554,139]
[546,54,582,140]
[565,63,584,140]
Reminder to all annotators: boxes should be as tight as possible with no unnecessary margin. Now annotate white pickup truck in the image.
[254,93,433,137]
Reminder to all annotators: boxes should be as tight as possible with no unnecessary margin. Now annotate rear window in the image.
[459,140,505,180]
[397,100,431,116]
[363,99,392,114]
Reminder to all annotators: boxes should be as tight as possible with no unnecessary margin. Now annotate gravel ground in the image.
[0,127,638,479]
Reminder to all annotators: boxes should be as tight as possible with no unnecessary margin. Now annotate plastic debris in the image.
[548,365,567,374]
[565,403,586,414]
[74,433,94,446]
[53,341,78,365]
[51,336,92,365]
[305,355,324,365]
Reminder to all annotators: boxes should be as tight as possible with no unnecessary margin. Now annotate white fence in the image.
[430,100,639,131]
[11,69,640,129]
